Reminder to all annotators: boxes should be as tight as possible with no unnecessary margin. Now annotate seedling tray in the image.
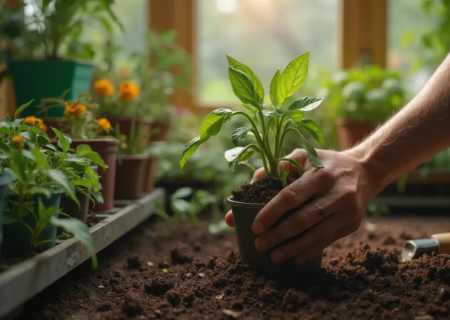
[0,188,165,319]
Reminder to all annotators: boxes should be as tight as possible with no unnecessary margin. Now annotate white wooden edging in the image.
[0,188,165,319]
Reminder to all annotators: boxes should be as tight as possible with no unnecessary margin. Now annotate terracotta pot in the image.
[70,139,118,212]
[142,156,158,193]
[335,118,375,150]
[226,197,322,276]
[108,116,154,147]
[150,120,170,142]
[115,154,149,200]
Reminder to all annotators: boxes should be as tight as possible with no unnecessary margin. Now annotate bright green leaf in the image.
[199,108,233,138]
[172,187,193,199]
[225,145,260,172]
[286,110,305,123]
[226,56,264,103]
[277,51,310,106]
[14,100,34,119]
[180,135,210,172]
[288,97,324,111]
[277,157,304,170]
[52,127,70,153]
[228,67,261,109]
[270,69,281,107]
[300,119,325,145]
[47,169,79,206]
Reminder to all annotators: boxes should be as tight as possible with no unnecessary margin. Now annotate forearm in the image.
[348,54,450,192]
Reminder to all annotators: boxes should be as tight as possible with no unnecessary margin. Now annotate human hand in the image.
[225,148,382,265]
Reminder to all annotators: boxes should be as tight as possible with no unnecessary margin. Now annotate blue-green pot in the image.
[1,190,64,257]
[8,60,94,117]
[0,173,13,257]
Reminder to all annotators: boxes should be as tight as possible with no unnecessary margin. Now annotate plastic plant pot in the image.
[142,156,157,193]
[8,60,94,117]
[70,139,118,213]
[107,116,154,147]
[0,173,13,256]
[2,190,64,257]
[115,155,149,200]
[60,189,90,222]
[227,197,322,276]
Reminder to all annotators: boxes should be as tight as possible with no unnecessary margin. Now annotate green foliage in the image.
[114,118,159,155]
[181,53,325,177]
[320,65,406,123]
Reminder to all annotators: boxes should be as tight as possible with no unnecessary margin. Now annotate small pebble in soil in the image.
[438,286,450,301]
[171,243,193,265]
[127,254,142,269]
[212,275,229,288]
[282,288,308,312]
[144,276,174,295]
[260,287,282,304]
[121,292,144,317]
[183,290,195,306]
[165,290,181,307]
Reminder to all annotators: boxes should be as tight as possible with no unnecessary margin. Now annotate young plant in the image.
[180,52,324,177]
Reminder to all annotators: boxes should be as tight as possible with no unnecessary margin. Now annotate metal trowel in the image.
[402,233,450,262]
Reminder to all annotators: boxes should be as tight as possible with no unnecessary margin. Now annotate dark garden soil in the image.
[15,215,450,320]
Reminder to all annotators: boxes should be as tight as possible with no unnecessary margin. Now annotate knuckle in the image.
[316,169,333,184]
[279,187,301,205]
[340,186,357,202]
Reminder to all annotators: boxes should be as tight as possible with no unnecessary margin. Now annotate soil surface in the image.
[231,175,298,204]
[15,215,450,320]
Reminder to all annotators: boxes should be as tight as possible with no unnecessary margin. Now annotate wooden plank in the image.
[0,189,165,318]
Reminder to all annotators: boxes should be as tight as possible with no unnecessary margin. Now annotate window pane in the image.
[387,0,438,94]
[197,0,338,105]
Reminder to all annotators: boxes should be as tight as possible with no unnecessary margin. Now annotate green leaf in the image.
[225,145,259,172]
[277,157,304,170]
[208,219,234,235]
[171,199,192,215]
[231,127,251,146]
[270,69,281,107]
[180,135,210,172]
[14,100,34,119]
[154,201,171,222]
[300,119,325,145]
[288,97,324,111]
[37,199,57,225]
[277,51,310,106]
[296,130,323,169]
[228,67,261,109]
[30,147,49,167]
[286,110,305,123]
[199,108,233,138]
[76,145,106,170]
[47,169,79,206]
[226,56,264,103]
[52,127,70,153]
[172,187,193,199]
[50,217,98,268]
[274,108,285,117]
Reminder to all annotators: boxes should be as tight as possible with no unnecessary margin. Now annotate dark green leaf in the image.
[288,97,324,111]
[180,135,210,172]
[297,130,323,169]
[47,169,79,205]
[231,127,251,146]
[228,67,260,109]
[225,145,259,172]
[300,119,325,145]
[199,108,233,138]
[277,51,310,106]
[52,127,70,153]
[14,100,34,119]
[226,56,264,103]
[270,69,281,107]
[76,145,106,170]
[50,217,98,268]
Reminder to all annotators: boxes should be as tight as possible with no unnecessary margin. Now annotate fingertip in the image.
[225,211,234,227]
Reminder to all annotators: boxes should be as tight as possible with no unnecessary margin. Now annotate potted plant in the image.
[319,65,405,149]
[0,0,122,117]
[131,30,192,142]
[113,119,158,200]
[0,171,12,257]
[36,93,118,213]
[180,52,325,275]
[0,106,97,265]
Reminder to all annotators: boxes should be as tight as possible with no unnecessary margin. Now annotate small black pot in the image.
[60,190,90,222]
[227,197,322,276]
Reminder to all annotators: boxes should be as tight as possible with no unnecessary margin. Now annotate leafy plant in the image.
[180,52,324,177]
[114,118,159,155]
[319,65,406,123]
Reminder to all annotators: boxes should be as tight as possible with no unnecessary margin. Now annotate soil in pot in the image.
[142,156,157,193]
[17,218,450,320]
[228,175,321,276]
[115,155,149,200]
[1,190,64,257]
[108,116,154,147]
[70,139,118,213]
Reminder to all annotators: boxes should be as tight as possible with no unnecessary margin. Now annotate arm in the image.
[225,54,450,265]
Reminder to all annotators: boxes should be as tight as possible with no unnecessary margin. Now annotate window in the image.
[197,0,339,106]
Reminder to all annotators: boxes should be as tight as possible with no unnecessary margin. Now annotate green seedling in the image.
[180,52,325,177]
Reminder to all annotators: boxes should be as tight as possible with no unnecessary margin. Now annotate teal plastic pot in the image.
[0,173,13,257]
[1,190,64,257]
[227,197,322,276]
[8,60,94,117]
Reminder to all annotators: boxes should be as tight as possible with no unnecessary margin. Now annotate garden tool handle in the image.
[431,233,450,255]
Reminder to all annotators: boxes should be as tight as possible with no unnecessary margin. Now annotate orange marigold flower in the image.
[94,79,115,96]
[64,104,87,117]
[117,81,140,101]
[24,116,38,126]
[12,135,24,143]
[24,116,47,131]
[39,123,48,132]
[97,118,111,131]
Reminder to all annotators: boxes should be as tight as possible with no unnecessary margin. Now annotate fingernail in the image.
[255,238,269,251]
[252,221,265,234]
[296,256,305,265]
[272,251,287,264]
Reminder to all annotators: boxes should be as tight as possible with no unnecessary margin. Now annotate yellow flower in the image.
[94,79,115,96]
[120,142,128,149]
[64,104,87,117]
[12,135,24,143]
[97,118,111,131]
[117,81,140,101]
[23,116,47,132]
